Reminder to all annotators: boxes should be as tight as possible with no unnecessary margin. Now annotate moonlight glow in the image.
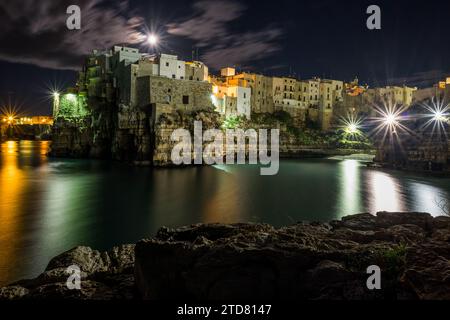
[147,34,158,46]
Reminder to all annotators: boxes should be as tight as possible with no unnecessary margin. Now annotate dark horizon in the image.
[1,0,450,115]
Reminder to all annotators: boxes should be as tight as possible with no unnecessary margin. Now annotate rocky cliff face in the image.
[51,104,373,166]
[1,212,449,300]
[152,109,223,166]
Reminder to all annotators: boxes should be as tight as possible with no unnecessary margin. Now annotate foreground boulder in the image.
[0,245,136,300]
[2,212,450,300]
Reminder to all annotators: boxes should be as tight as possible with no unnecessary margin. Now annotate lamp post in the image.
[52,91,60,118]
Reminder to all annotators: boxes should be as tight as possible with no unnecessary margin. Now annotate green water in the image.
[0,140,449,286]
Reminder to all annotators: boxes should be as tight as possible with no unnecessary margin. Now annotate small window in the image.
[166,62,169,67]
[172,75,175,79]
[182,95,189,104]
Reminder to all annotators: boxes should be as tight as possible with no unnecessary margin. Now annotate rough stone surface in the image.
[1,245,136,300]
[1,212,450,300]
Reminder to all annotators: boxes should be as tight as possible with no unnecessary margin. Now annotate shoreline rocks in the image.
[1,212,450,300]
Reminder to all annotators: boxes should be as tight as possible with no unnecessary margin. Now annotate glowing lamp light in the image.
[53,91,60,98]
[147,34,158,46]
[384,114,398,125]
[433,110,446,122]
[347,123,358,134]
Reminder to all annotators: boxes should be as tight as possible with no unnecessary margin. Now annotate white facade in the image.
[221,67,236,77]
[211,83,251,119]
[159,54,186,80]
[234,86,251,119]
[111,46,141,66]
[185,61,209,82]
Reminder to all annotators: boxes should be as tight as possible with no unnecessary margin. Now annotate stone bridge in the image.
[0,124,52,141]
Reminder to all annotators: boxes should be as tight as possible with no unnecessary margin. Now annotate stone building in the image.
[210,66,345,130]
[364,85,417,108]
[300,78,344,131]
[136,76,212,112]
[185,61,209,82]
[226,69,275,114]
[210,69,251,119]
[414,77,450,103]
[52,46,216,164]
[242,73,275,114]
[272,77,306,126]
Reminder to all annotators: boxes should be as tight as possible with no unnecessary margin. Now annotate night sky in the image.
[1,0,450,115]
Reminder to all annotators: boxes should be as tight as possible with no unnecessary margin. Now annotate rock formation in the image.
[2,212,449,300]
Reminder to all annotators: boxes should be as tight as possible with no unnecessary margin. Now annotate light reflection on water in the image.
[368,170,405,213]
[0,140,449,286]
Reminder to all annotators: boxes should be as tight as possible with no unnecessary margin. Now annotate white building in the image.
[158,54,186,80]
[185,61,209,82]
[211,79,251,119]
[229,86,251,119]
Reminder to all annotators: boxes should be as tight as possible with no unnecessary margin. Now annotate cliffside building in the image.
[210,68,252,119]
[364,85,417,108]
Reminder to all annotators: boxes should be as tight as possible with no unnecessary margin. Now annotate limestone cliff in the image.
[51,105,373,166]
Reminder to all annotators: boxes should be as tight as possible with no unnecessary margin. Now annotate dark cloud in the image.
[167,0,283,69]
[0,0,145,70]
[386,70,449,88]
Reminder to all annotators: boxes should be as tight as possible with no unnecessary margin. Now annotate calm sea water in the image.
[1,140,449,286]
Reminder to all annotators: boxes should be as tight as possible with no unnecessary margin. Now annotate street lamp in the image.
[433,110,447,122]
[346,123,358,134]
[384,113,398,126]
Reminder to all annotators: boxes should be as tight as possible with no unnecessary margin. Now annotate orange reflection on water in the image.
[40,141,50,157]
[0,141,25,281]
